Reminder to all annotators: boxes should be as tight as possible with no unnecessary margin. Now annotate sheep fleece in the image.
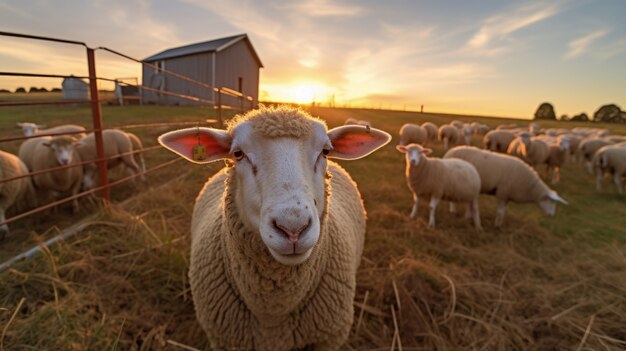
[190,162,365,350]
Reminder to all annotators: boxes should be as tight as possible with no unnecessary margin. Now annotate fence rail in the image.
[0,30,257,233]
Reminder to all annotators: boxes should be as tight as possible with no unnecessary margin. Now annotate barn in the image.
[142,34,263,106]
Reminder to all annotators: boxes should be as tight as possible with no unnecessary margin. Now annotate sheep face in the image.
[396,144,432,167]
[158,108,390,266]
[537,191,568,216]
[17,122,45,137]
[43,137,78,166]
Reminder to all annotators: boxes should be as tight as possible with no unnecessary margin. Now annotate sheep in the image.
[605,135,626,143]
[460,124,473,145]
[399,123,428,146]
[344,118,371,127]
[519,134,550,166]
[126,132,146,175]
[450,120,465,129]
[473,123,490,136]
[496,123,518,130]
[558,134,581,162]
[529,122,541,135]
[544,137,570,184]
[396,143,482,230]
[592,144,626,194]
[0,150,35,239]
[444,146,568,227]
[421,122,438,143]
[483,130,516,153]
[438,124,460,150]
[579,138,614,174]
[76,129,143,190]
[157,106,391,351]
[27,136,83,212]
[17,122,86,138]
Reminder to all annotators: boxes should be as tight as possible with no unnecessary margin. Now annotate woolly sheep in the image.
[558,134,581,162]
[473,123,490,136]
[438,124,460,150]
[579,138,613,174]
[396,143,482,230]
[126,132,147,175]
[444,146,568,226]
[592,144,626,194]
[27,136,83,212]
[399,123,428,146]
[460,124,473,145]
[421,122,438,143]
[157,106,391,350]
[17,122,86,138]
[483,130,516,153]
[450,120,465,129]
[529,122,541,135]
[519,135,550,166]
[0,150,35,239]
[544,137,570,184]
[76,129,143,190]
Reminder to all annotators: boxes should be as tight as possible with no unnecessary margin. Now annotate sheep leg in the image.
[0,209,8,240]
[449,202,457,214]
[410,194,419,219]
[121,154,142,180]
[614,173,624,195]
[596,171,604,192]
[495,200,507,227]
[443,138,449,150]
[428,197,440,229]
[71,177,81,214]
[464,203,472,219]
[554,166,560,184]
[471,198,482,231]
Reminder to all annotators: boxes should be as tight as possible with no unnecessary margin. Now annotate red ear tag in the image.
[192,126,207,161]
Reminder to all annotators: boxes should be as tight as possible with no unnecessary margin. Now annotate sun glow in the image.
[260,81,334,105]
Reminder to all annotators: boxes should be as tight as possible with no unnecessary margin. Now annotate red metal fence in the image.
[0,31,256,231]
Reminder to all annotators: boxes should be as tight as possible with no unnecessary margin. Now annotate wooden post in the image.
[86,48,110,201]
[217,88,223,128]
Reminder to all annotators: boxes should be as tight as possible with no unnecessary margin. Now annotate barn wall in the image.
[215,40,260,108]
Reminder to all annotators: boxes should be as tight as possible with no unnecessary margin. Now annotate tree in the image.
[534,102,556,120]
[15,87,26,93]
[570,113,590,122]
[51,88,62,92]
[0,89,10,93]
[28,87,41,93]
[593,104,624,123]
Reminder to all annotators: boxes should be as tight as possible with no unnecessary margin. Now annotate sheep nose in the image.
[272,217,311,243]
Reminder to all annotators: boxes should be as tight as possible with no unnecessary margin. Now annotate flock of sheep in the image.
[392,119,626,230]
[0,122,146,238]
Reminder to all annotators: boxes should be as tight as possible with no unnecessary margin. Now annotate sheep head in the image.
[17,122,46,137]
[42,136,79,166]
[396,143,431,167]
[159,106,390,266]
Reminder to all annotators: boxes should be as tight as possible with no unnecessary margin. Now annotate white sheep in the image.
[76,129,143,190]
[126,132,146,175]
[519,134,550,166]
[17,122,86,138]
[399,123,428,145]
[579,138,614,174]
[438,124,460,150]
[0,150,35,239]
[460,124,473,145]
[421,122,438,143]
[157,106,391,351]
[396,143,482,230]
[444,146,568,227]
[450,120,465,129]
[473,123,490,136]
[544,137,570,185]
[483,130,516,153]
[27,136,83,212]
[592,144,626,194]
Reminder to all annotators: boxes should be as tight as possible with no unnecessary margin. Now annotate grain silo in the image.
[62,76,89,100]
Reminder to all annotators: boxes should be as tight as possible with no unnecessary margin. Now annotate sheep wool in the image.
[421,122,438,143]
[399,123,428,146]
[0,150,35,237]
[438,124,460,150]
[484,130,516,153]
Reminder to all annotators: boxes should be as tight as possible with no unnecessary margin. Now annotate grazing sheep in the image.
[399,123,428,146]
[438,124,460,150]
[396,143,482,230]
[605,135,626,143]
[579,138,614,174]
[126,132,146,175]
[17,122,86,138]
[558,134,581,162]
[421,122,438,143]
[506,136,526,159]
[28,136,83,212]
[460,124,473,145]
[519,134,550,166]
[483,130,516,153]
[450,120,465,129]
[473,123,490,136]
[76,129,142,190]
[544,137,570,184]
[0,151,35,239]
[592,144,626,194]
[444,146,568,227]
[158,106,391,350]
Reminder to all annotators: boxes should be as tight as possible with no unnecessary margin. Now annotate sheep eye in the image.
[233,150,244,161]
[322,148,330,156]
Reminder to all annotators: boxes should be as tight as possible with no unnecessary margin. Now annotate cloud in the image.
[290,0,364,17]
[564,29,609,59]
[467,1,564,55]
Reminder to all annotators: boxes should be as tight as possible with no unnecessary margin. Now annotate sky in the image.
[0,0,625,119]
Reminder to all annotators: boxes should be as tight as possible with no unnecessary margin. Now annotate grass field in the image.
[1,103,625,350]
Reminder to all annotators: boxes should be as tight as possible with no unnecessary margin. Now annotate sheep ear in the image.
[158,127,232,164]
[327,125,391,160]
[548,191,568,205]
[396,145,407,153]
[423,148,433,155]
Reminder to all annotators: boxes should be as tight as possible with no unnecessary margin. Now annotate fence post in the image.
[217,88,223,128]
[240,95,244,113]
[86,48,110,201]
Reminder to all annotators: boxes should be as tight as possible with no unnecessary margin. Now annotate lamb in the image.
[27,136,83,212]
[17,122,86,138]
[421,122,438,143]
[157,106,391,351]
[444,146,568,226]
[483,130,516,153]
[396,143,482,230]
[592,144,626,194]
[438,124,460,150]
[579,138,614,174]
[0,151,35,239]
[544,137,570,184]
[76,129,143,190]
[399,123,428,145]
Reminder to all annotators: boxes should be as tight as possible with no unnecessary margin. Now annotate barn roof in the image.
[143,34,263,67]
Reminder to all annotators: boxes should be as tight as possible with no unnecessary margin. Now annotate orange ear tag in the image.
[192,126,206,161]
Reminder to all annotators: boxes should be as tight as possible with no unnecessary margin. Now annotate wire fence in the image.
[0,30,256,231]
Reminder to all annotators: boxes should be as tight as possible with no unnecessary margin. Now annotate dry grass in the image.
[1,105,625,350]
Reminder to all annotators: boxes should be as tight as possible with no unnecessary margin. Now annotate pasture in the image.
[1,104,626,350]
